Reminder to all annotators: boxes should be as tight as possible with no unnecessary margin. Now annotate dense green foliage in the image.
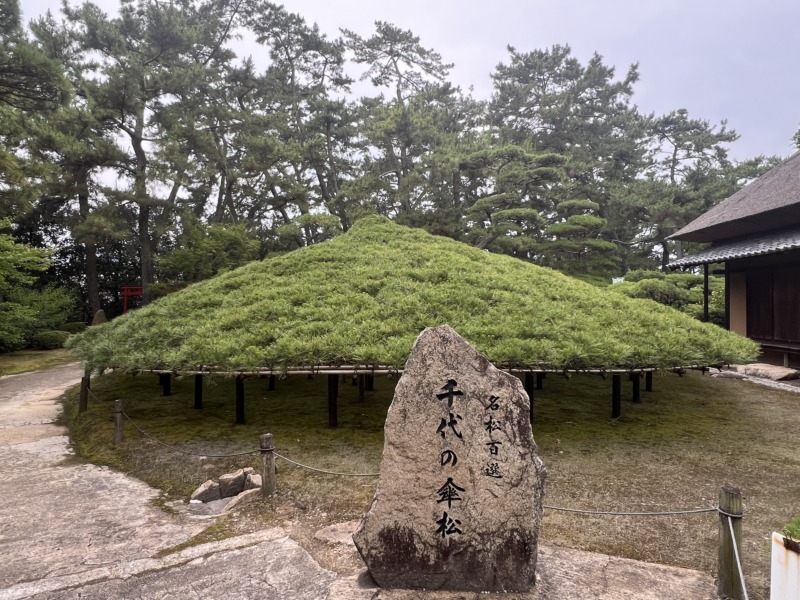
[70,218,758,372]
[612,269,725,326]
[30,329,70,349]
[0,0,781,323]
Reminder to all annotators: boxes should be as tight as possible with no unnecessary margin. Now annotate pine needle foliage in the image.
[69,217,758,373]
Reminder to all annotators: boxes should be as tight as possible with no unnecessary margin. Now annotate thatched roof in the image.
[672,151,800,243]
[70,217,758,373]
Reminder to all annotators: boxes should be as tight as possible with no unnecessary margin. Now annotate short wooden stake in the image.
[358,374,366,402]
[194,374,203,410]
[235,376,245,424]
[611,374,621,419]
[536,372,544,390]
[260,433,276,497]
[79,376,89,413]
[524,372,535,424]
[268,374,276,391]
[328,374,339,428]
[718,486,744,600]
[113,399,124,446]
[632,373,641,403]
[645,371,653,392]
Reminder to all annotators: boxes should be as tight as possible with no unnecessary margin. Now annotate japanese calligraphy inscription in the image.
[353,325,546,592]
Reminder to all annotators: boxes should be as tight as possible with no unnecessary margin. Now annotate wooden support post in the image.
[366,374,374,391]
[268,374,276,391]
[328,374,339,428]
[351,374,358,387]
[718,486,744,600]
[194,374,203,410]
[703,263,710,323]
[645,371,653,392]
[358,374,366,402]
[612,374,621,419]
[260,433,276,497]
[113,399,123,446]
[632,373,641,403]
[79,375,89,413]
[536,372,544,390]
[524,372,535,424]
[160,373,171,396]
[235,376,245,424]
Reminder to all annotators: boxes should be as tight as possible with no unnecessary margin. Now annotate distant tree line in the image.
[0,0,787,347]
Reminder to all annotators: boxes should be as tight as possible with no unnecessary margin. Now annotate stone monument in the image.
[353,325,546,592]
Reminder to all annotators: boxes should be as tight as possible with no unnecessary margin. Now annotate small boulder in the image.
[243,467,256,476]
[218,468,246,498]
[245,473,262,490]
[224,488,261,512]
[190,480,221,503]
[736,363,799,381]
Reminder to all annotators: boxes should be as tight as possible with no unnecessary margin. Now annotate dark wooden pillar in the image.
[632,373,641,403]
[524,372,535,423]
[366,374,374,391]
[328,374,339,428]
[235,376,245,424]
[160,373,171,396]
[268,374,276,391]
[536,372,544,390]
[194,374,203,409]
[358,374,366,402]
[703,263,710,322]
[645,371,653,392]
[612,374,621,419]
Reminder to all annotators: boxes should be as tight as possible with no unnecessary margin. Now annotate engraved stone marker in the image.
[353,325,546,592]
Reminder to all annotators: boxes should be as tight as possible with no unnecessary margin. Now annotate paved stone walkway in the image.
[0,363,719,599]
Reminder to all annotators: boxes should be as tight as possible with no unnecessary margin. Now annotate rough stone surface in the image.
[245,472,262,490]
[190,479,221,502]
[736,363,799,380]
[218,468,246,497]
[353,325,546,592]
[315,520,361,547]
[223,487,261,512]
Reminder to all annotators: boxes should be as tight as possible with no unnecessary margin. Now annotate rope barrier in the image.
[274,451,380,477]
[543,504,719,517]
[726,514,750,600]
[121,411,261,458]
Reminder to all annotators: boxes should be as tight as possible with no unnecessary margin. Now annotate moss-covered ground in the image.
[0,348,76,377]
[66,369,800,600]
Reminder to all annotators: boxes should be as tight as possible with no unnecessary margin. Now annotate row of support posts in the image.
[156,368,655,426]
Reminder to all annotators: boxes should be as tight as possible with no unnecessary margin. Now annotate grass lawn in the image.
[65,369,800,600]
[0,348,76,377]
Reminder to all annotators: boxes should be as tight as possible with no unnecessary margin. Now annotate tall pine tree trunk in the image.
[76,169,101,316]
[133,106,155,305]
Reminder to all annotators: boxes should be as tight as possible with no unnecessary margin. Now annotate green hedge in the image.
[31,330,71,349]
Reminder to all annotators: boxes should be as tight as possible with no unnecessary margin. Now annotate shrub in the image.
[59,322,88,334]
[783,517,800,541]
[31,330,70,349]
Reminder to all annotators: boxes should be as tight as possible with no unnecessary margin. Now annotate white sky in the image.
[22,0,800,162]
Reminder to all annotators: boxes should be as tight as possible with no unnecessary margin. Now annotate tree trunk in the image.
[76,168,101,316]
[132,105,155,305]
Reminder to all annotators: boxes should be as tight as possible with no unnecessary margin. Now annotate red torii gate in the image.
[121,285,143,314]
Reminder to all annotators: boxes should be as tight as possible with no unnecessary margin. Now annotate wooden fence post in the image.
[113,399,124,446]
[260,433,276,497]
[79,375,89,413]
[718,485,744,600]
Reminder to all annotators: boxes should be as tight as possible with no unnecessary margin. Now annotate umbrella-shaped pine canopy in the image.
[69,216,758,373]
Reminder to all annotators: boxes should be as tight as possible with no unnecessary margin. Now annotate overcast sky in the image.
[22,0,800,162]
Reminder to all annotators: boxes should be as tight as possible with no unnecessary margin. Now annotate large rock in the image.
[353,325,546,592]
[736,363,799,381]
[218,469,246,498]
[190,480,220,503]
